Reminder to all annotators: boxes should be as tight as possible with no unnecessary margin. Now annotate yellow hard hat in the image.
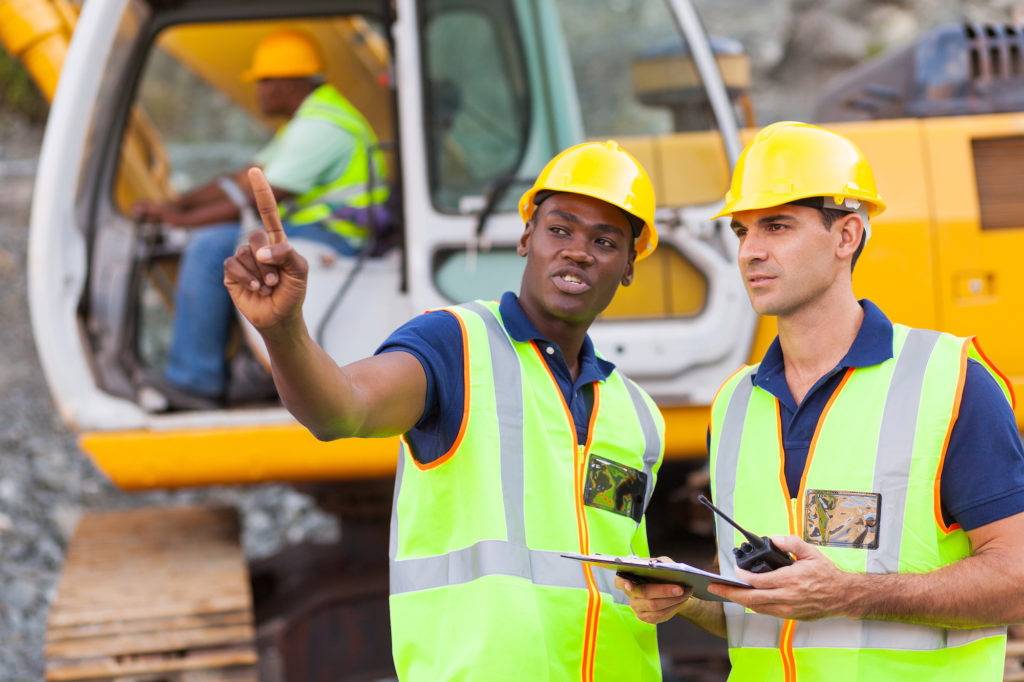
[713,121,886,219]
[519,140,658,261]
[242,30,325,82]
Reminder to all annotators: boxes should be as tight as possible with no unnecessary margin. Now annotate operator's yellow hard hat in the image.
[713,121,886,220]
[519,140,658,261]
[242,30,325,82]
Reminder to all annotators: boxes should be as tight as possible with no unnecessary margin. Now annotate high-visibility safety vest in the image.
[709,324,1012,682]
[279,84,388,248]
[388,300,664,681]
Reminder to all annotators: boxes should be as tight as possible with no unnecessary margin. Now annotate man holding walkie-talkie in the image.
[617,122,1024,680]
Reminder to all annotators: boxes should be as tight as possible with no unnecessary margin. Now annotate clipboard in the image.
[561,552,750,602]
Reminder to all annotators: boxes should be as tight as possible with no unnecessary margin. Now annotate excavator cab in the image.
[108,15,398,409]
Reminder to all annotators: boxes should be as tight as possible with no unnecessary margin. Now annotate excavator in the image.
[3,0,1024,679]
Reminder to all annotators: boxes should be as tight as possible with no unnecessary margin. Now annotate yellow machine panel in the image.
[82,425,402,490]
[921,114,1024,415]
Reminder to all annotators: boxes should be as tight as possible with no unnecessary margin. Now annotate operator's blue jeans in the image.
[164,221,358,397]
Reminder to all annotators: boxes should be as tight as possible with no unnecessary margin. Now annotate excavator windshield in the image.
[420,0,734,215]
[421,0,746,321]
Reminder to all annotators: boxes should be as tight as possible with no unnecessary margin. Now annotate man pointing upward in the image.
[226,143,668,681]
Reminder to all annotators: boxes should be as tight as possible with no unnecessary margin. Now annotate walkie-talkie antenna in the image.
[698,494,764,547]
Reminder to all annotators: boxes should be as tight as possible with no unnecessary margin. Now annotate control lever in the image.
[698,495,794,574]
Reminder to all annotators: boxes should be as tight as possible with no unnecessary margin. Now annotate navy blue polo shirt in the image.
[750,299,1024,531]
[375,291,616,464]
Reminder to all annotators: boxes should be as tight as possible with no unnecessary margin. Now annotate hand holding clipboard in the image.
[561,552,749,602]
[562,495,794,603]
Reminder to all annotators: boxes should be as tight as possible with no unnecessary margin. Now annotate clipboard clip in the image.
[698,495,794,573]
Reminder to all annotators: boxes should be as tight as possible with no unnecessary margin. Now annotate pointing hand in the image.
[223,167,309,331]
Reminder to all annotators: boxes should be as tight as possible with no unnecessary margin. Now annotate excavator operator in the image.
[133,29,388,410]
[617,121,1024,681]
[224,141,667,680]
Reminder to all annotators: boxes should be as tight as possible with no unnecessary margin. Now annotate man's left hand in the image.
[707,534,856,620]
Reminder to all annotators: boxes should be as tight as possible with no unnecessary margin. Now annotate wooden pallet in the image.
[45,506,258,681]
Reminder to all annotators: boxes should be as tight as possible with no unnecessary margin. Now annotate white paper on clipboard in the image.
[561,552,750,602]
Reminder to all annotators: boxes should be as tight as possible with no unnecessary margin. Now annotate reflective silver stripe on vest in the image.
[466,301,527,550]
[390,539,590,592]
[867,328,939,575]
[623,378,662,513]
[715,335,1004,651]
[713,367,754,584]
[390,537,628,603]
[787,616,1005,650]
[389,302,632,605]
[713,369,755,558]
[712,369,776,646]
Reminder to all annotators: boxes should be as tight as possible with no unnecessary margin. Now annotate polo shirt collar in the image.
[753,299,894,398]
[498,291,616,383]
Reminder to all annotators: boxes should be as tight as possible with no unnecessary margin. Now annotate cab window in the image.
[420,0,530,213]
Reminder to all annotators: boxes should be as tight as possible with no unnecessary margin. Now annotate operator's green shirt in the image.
[254,87,357,196]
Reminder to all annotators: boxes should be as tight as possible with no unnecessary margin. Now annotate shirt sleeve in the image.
[940,358,1024,530]
[262,116,356,195]
[375,310,465,464]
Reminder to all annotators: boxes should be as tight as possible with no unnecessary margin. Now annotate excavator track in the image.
[44,506,258,681]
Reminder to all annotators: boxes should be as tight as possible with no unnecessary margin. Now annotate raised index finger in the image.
[248,166,286,245]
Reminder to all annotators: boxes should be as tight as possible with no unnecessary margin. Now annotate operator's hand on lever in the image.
[224,167,309,331]
[615,558,694,625]
[131,198,178,224]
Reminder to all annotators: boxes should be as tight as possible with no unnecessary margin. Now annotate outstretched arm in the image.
[224,167,425,440]
[709,510,1024,628]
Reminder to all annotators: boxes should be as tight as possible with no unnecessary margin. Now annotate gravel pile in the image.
[0,118,337,680]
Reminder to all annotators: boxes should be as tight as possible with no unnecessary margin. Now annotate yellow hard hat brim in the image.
[712,192,887,220]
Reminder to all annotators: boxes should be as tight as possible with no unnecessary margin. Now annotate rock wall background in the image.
[2,1,1023,679]
[695,0,1024,122]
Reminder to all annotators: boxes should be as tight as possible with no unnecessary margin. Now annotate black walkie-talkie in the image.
[698,494,794,573]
